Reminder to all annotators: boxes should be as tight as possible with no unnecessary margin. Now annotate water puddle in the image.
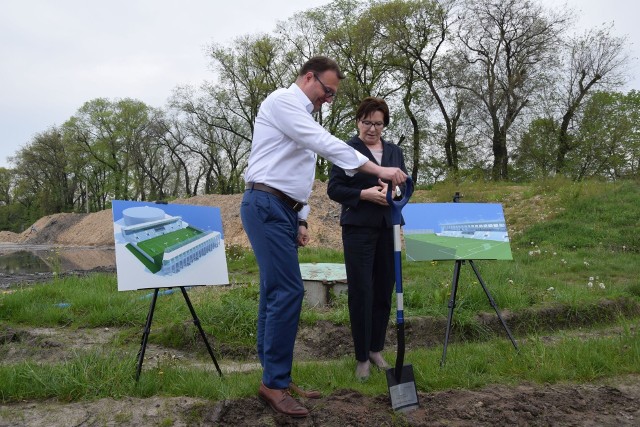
[0,250,51,274]
[0,246,115,274]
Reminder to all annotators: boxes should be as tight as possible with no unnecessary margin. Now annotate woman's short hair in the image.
[355,97,390,126]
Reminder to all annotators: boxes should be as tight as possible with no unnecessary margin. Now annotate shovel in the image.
[384,177,419,413]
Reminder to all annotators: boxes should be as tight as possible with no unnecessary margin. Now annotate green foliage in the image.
[225,244,259,284]
[0,274,144,327]
[519,180,639,251]
[565,91,640,180]
[514,117,559,180]
[0,350,137,401]
[298,247,345,263]
[202,284,260,348]
[10,128,77,217]
[0,203,40,233]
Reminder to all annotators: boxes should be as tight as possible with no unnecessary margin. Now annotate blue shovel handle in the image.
[386,177,414,225]
[385,177,413,383]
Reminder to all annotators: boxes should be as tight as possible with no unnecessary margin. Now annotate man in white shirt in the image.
[241,56,407,418]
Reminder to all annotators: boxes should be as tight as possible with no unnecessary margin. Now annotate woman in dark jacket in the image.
[327,97,407,380]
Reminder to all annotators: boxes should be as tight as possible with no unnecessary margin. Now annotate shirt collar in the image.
[290,83,314,114]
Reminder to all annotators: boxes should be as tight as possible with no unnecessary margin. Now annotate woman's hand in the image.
[360,179,390,206]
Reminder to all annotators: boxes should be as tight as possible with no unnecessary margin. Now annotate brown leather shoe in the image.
[258,382,309,418]
[289,381,322,399]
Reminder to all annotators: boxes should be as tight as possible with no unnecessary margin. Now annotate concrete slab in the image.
[299,263,348,307]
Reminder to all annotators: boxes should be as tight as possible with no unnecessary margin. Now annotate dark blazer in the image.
[327,135,407,228]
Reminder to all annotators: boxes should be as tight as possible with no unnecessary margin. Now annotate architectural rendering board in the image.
[112,200,229,291]
[402,203,513,261]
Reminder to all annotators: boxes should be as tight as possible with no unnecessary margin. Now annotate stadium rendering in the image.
[403,203,513,261]
[438,219,509,241]
[120,206,221,275]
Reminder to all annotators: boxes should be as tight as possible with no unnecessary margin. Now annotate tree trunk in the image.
[403,95,421,183]
[492,128,509,180]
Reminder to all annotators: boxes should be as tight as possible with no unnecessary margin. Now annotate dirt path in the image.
[2,376,639,426]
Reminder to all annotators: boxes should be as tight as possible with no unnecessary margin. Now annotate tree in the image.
[151,111,201,198]
[208,34,292,136]
[554,25,631,173]
[513,117,559,180]
[370,0,464,181]
[568,91,639,180]
[170,84,254,195]
[624,90,640,177]
[0,167,12,206]
[126,107,179,201]
[11,127,76,214]
[278,0,400,179]
[170,34,291,194]
[457,0,567,180]
[64,98,155,205]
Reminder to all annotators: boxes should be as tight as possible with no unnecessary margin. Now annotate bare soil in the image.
[1,182,639,426]
[2,378,639,426]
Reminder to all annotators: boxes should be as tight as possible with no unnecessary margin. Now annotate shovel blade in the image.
[386,364,419,412]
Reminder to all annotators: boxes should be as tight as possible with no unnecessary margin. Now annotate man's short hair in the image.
[299,56,345,79]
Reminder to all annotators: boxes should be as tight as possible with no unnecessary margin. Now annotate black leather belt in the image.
[246,182,305,212]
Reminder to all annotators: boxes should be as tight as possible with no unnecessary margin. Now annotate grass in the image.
[0,326,637,401]
[1,177,639,403]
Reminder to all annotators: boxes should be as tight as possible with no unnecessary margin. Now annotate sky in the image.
[403,203,507,231]
[1,0,638,169]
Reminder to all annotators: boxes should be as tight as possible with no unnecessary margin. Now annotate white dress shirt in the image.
[244,83,369,219]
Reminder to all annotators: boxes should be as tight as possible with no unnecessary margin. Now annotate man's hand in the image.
[378,166,407,187]
[297,225,310,247]
[357,161,407,188]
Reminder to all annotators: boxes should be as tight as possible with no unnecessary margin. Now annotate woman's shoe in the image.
[355,360,370,382]
[369,352,390,370]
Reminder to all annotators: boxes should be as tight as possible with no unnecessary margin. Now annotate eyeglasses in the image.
[360,120,385,129]
[313,73,337,99]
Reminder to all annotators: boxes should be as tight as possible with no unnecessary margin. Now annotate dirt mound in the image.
[0,182,549,250]
[214,379,640,426]
[3,212,98,246]
[55,209,115,246]
[170,180,343,249]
